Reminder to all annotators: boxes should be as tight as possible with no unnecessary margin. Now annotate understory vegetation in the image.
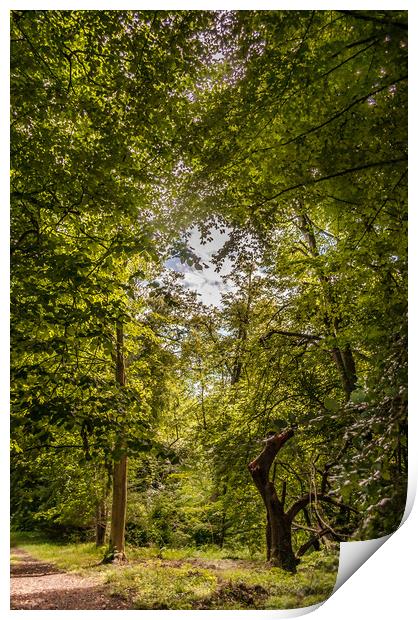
[11,532,337,609]
[11,8,407,609]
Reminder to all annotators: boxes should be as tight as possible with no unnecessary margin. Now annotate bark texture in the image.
[106,322,128,562]
[95,498,107,547]
[108,455,127,561]
[248,428,355,571]
[248,429,298,572]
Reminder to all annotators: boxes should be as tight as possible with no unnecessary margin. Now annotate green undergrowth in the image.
[11,532,338,609]
[11,531,104,572]
[104,552,338,609]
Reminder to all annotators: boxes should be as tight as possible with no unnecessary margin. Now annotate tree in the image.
[248,429,358,571]
[10,8,219,557]
[107,322,128,561]
[175,9,407,555]
[11,10,407,576]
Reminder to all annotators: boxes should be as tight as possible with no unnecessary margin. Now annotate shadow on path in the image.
[10,547,131,610]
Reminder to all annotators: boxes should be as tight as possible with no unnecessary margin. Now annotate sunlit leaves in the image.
[10,10,407,544]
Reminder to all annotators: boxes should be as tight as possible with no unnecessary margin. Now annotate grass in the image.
[11,531,338,610]
[11,530,105,573]
[103,554,338,609]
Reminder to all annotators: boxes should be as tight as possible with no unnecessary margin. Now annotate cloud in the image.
[182,269,233,306]
[166,225,236,307]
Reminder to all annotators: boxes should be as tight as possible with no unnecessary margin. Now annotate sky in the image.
[165,225,235,307]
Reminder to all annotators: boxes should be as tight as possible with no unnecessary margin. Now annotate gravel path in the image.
[10,547,131,610]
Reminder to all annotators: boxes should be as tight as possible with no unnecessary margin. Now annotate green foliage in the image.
[10,9,212,461]
[12,534,338,609]
[11,9,407,581]
[107,552,337,609]
[173,8,407,543]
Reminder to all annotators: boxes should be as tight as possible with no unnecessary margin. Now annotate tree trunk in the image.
[265,515,272,561]
[302,507,320,551]
[249,428,358,572]
[248,429,298,572]
[106,322,128,563]
[218,483,228,548]
[331,346,355,400]
[265,480,297,571]
[341,343,357,394]
[108,454,128,560]
[231,267,253,385]
[95,496,107,546]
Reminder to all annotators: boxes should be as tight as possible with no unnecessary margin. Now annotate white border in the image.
[2,2,415,618]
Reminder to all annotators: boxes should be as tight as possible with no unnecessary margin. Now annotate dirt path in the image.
[10,547,132,610]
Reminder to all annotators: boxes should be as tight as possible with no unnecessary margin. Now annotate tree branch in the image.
[260,330,322,344]
[296,528,334,558]
[248,428,295,490]
[253,157,407,208]
[278,75,407,149]
[339,10,407,31]
[286,492,359,523]
[353,168,407,249]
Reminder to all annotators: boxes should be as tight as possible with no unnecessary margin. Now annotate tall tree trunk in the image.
[248,429,298,572]
[109,454,127,560]
[218,483,228,548]
[231,267,253,384]
[106,322,128,562]
[95,497,107,546]
[331,346,356,400]
[96,465,111,546]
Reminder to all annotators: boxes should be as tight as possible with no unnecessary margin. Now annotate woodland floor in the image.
[10,547,131,610]
[10,537,338,610]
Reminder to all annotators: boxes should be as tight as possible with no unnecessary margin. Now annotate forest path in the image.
[10,547,131,610]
